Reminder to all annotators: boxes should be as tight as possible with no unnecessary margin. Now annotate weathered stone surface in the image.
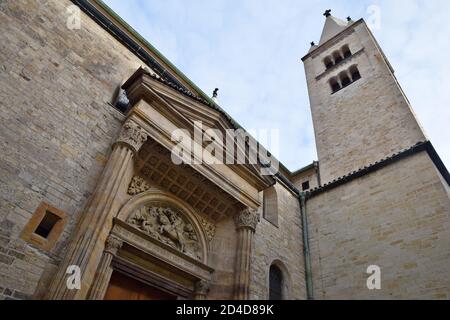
[0,0,448,301]
[250,183,307,300]
[0,0,147,297]
[0,254,14,265]
[303,21,426,184]
[307,152,450,299]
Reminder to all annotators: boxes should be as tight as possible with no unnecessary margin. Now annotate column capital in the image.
[115,119,149,154]
[194,280,210,298]
[234,208,259,232]
[104,235,123,255]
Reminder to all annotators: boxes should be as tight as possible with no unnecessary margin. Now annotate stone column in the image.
[233,208,259,300]
[194,280,210,300]
[47,119,148,300]
[87,235,123,300]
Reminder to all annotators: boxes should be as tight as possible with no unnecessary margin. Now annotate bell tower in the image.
[302,10,426,184]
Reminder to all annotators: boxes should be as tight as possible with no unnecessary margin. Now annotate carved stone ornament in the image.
[199,217,216,242]
[104,235,123,255]
[234,208,259,232]
[195,280,210,295]
[127,205,202,261]
[128,176,151,195]
[117,120,148,153]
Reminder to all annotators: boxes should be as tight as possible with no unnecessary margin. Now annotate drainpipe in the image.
[314,161,321,187]
[299,193,314,300]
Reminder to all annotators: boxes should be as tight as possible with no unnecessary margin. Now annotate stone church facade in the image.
[0,0,449,300]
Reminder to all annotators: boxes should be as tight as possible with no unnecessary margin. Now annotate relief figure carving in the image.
[128,205,202,261]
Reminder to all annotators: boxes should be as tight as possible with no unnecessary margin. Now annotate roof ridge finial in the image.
[212,88,219,104]
[324,9,331,18]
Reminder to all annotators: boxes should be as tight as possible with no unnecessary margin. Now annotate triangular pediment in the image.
[122,67,275,200]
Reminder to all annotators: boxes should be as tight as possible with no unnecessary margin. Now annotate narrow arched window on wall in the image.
[269,265,283,300]
[329,77,341,93]
[332,50,343,64]
[349,65,361,81]
[342,45,352,59]
[263,186,278,227]
[323,56,334,70]
[339,71,351,87]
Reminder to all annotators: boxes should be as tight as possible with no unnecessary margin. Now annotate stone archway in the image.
[88,189,214,300]
[267,259,292,300]
[45,68,274,300]
[116,189,210,264]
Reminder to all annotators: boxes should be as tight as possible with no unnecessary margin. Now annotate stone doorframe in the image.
[87,189,214,300]
[44,67,274,300]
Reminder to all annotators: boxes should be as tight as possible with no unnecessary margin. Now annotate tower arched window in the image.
[332,51,343,64]
[339,71,351,87]
[269,265,283,300]
[350,65,361,81]
[323,56,334,70]
[329,77,341,93]
[342,45,352,59]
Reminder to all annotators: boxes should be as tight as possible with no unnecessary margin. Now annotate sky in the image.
[103,0,450,172]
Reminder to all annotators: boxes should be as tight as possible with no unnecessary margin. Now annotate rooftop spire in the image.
[318,10,349,45]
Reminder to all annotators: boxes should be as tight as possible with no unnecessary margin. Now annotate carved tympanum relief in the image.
[127,176,217,243]
[127,204,203,261]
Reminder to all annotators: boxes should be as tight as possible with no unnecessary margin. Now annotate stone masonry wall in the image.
[0,0,150,299]
[291,167,319,192]
[250,182,307,300]
[307,151,450,299]
[304,21,426,184]
[208,216,238,300]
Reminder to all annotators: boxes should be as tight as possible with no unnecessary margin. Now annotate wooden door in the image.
[104,271,177,300]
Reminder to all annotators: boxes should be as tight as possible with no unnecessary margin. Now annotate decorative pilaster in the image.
[194,280,210,300]
[87,235,123,300]
[47,119,148,300]
[233,208,259,300]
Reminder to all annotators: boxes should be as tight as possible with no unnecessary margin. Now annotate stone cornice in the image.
[123,68,275,194]
[306,141,450,198]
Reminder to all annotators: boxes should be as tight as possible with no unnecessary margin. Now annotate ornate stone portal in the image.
[42,64,272,300]
[127,205,203,261]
